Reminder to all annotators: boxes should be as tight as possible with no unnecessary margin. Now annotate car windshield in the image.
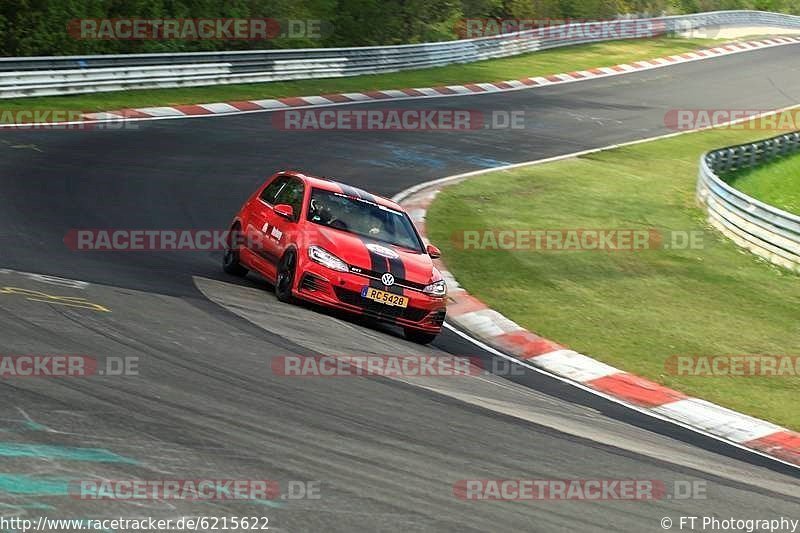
[307,188,423,252]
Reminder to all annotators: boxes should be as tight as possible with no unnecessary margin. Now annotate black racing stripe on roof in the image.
[336,182,377,203]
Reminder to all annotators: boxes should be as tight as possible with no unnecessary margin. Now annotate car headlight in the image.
[308,245,349,272]
[423,280,447,297]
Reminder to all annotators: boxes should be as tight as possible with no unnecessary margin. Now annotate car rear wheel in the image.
[275,250,297,303]
[403,328,438,345]
[222,225,248,277]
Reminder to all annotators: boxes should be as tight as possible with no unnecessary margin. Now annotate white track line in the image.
[393,105,800,471]
[443,323,799,470]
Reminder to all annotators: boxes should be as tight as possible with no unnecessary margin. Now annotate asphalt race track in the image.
[0,44,798,531]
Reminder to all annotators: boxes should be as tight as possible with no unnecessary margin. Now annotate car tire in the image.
[275,250,297,303]
[222,225,248,277]
[403,328,438,345]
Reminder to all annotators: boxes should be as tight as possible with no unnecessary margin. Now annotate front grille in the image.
[348,266,427,292]
[333,287,428,323]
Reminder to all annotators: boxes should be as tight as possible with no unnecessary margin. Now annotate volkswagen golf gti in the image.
[223,171,447,344]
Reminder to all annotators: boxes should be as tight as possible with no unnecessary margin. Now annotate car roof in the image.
[280,171,404,212]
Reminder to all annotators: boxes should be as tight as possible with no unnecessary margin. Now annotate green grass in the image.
[725,152,800,216]
[427,118,800,431]
[2,36,717,117]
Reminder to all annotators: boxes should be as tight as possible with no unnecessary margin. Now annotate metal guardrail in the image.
[697,131,800,272]
[2,10,800,98]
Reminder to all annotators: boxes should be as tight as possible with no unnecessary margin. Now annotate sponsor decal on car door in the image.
[263,177,305,266]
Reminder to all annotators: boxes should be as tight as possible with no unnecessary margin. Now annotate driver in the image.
[309,197,334,224]
[365,211,386,238]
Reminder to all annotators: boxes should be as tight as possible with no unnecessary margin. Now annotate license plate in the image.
[361,286,409,308]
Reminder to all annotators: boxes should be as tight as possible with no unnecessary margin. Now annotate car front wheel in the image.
[275,250,297,303]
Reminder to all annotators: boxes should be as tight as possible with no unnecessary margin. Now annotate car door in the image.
[263,177,306,267]
[243,174,290,278]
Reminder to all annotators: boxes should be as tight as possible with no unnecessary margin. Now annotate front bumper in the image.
[294,263,446,333]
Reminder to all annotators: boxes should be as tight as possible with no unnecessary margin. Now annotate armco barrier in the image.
[2,10,800,98]
[697,131,800,272]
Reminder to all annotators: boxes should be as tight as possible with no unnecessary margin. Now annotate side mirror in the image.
[426,244,441,259]
[273,204,294,220]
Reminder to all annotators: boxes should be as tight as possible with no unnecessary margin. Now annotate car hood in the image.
[314,227,440,284]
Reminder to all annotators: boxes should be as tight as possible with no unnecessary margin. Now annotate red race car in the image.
[223,171,447,344]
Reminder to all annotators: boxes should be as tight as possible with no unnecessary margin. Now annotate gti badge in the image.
[381,273,395,286]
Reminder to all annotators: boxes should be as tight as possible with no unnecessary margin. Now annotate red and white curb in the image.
[394,160,800,470]
[81,36,800,123]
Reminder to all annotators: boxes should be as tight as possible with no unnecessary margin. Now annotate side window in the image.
[259,175,289,204]
[273,178,305,221]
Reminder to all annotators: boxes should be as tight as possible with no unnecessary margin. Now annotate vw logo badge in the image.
[381,273,395,286]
